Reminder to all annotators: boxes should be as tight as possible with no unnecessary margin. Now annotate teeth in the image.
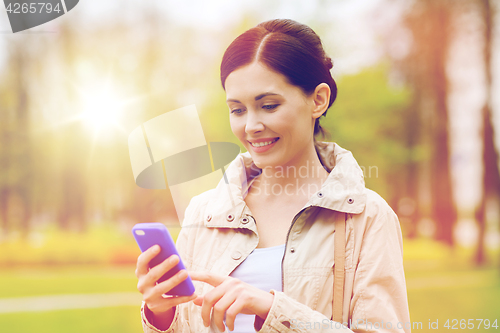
[251,138,278,147]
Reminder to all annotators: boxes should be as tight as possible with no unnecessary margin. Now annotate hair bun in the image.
[325,57,333,70]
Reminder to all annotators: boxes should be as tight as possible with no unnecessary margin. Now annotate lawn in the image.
[0,306,143,333]
[0,237,498,332]
[0,265,142,333]
[0,265,138,298]
[406,268,500,331]
[403,239,500,332]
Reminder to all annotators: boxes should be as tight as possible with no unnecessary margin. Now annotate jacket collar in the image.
[203,142,367,228]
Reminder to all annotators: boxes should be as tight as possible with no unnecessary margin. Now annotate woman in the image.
[136,19,411,333]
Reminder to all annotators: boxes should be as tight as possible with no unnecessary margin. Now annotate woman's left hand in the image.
[189,271,274,332]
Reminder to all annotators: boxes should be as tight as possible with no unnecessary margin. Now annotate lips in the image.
[248,137,279,153]
[249,138,279,147]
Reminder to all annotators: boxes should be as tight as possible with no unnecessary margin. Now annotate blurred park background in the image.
[0,0,499,332]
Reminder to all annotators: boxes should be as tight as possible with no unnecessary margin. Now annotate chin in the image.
[249,155,265,168]
[251,157,280,170]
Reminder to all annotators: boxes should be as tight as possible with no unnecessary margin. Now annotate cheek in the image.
[229,117,245,139]
[271,116,293,135]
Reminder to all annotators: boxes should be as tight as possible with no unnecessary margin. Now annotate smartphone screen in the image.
[132,223,195,296]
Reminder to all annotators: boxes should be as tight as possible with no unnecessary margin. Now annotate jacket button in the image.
[231,251,242,260]
[290,248,295,253]
[206,214,212,222]
[227,214,234,222]
[348,198,354,204]
[241,217,249,224]
[317,192,324,198]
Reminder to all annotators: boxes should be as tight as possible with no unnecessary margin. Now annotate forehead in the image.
[225,62,297,101]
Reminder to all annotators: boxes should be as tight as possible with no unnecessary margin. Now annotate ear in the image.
[311,83,331,119]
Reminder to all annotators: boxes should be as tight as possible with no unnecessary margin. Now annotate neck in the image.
[249,144,330,199]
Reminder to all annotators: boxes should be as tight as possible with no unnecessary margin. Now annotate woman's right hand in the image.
[135,244,197,330]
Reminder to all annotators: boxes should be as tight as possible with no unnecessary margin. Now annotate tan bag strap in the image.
[333,212,346,323]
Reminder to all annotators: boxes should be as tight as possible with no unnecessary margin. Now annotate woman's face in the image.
[225,62,321,169]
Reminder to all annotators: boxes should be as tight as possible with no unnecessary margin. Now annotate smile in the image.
[250,138,279,147]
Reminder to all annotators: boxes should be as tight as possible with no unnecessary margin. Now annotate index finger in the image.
[188,271,227,287]
[135,244,160,277]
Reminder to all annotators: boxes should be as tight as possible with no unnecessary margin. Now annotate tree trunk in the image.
[426,0,457,246]
[475,0,500,265]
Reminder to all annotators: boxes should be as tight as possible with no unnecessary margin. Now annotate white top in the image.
[227,244,286,332]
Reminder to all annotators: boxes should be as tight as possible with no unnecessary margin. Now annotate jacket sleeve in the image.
[140,194,202,333]
[255,290,354,332]
[256,208,411,333]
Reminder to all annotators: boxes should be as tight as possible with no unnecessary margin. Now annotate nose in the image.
[245,109,265,134]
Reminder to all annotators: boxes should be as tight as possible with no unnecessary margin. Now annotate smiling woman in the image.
[135,18,411,333]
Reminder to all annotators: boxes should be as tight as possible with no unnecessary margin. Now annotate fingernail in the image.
[153,245,160,252]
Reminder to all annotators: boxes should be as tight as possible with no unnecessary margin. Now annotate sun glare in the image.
[82,89,122,131]
[77,82,129,142]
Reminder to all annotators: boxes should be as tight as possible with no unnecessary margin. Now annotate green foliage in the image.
[0,224,180,266]
[323,63,413,201]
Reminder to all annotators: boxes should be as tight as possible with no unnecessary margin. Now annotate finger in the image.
[153,269,190,296]
[193,295,203,306]
[189,271,226,287]
[144,293,197,315]
[201,297,215,328]
[212,293,237,333]
[200,288,226,328]
[146,254,180,285]
[225,298,246,332]
[136,245,160,277]
[163,293,198,308]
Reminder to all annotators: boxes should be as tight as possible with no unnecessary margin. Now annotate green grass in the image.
[1,265,498,332]
[0,306,143,333]
[0,265,142,333]
[0,265,137,298]
[406,269,500,331]
[402,238,500,332]
[0,236,498,332]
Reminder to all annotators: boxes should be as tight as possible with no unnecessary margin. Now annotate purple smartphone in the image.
[132,223,195,296]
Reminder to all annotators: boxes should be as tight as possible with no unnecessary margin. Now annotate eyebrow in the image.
[226,92,280,103]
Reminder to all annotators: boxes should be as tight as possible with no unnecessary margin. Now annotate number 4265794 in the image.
[5,3,62,14]
[444,319,498,329]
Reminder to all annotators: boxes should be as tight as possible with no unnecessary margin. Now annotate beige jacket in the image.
[141,142,411,333]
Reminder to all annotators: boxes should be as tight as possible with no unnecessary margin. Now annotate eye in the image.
[262,104,279,110]
[230,108,245,115]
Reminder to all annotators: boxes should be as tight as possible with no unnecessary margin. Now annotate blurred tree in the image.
[0,40,34,237]
[400,0,457,246]
[475,0,500,265]
[324,64,412,214]
[56,22,88,232]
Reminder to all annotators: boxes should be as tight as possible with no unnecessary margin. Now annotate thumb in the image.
[192,295,204,306]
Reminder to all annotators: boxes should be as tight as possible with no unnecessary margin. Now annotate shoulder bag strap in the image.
[333,212,346,323]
